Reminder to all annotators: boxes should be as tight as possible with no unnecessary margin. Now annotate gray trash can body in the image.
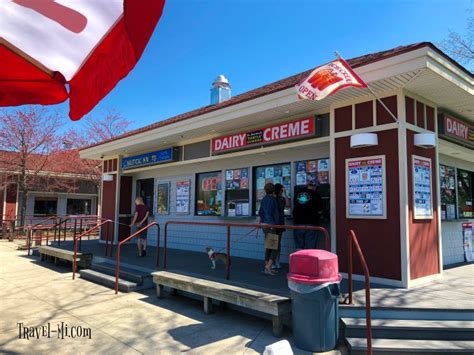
[290,282,340,352]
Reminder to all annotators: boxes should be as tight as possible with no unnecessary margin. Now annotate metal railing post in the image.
[349,230,372,355]
[27,226,31,256]
[226,225,231,280]
[348,231,353,305]
[164,223,168,269]
[155,224,161,269]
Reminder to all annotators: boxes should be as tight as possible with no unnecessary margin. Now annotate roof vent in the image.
[210,75,231,105]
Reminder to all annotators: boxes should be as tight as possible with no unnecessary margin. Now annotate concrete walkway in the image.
[0,241,341,354]
[350,263,474,310]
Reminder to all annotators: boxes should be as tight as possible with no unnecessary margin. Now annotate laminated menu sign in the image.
[346,156,386,218]
[176,180,190,214]
[413,156,432,219]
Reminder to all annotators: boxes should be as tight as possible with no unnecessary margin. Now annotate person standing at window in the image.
[292,180,323,249]
[130,197,150,257]
[273,183,289,269]
[258,183,279,275]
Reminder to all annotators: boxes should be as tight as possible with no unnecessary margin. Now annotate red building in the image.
[80,43,473,287]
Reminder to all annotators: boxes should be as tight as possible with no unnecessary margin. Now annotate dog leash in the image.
[214,226,262,253]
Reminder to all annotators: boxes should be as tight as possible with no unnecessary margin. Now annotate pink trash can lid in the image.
[287,249,341,284]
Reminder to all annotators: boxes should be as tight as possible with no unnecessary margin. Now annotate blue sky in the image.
[37,0,474,130]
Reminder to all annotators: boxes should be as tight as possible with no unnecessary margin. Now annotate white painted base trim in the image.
[407,272,443,288]
[340,272,404,288]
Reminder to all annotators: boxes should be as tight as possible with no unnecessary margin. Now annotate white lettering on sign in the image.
[446,116,469,140]
[211,117,315,153]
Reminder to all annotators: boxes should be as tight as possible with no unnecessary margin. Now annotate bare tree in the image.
[83,108,132,143]
[441,12,473,70]
[0,107,62,225]
[61,109,132,188]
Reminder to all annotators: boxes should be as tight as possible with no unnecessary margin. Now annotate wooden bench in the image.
[152,271,291,337]
[38,246,92,269]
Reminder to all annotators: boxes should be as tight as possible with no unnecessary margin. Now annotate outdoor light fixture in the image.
[102,174,114,182]
[350,133,378,148]
[414,133,436,149]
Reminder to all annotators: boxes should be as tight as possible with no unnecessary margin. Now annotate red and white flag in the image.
[296,57,367,101]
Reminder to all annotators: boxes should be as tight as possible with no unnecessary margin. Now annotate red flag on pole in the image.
[296,57,367,101]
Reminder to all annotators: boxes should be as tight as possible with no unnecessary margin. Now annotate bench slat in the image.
[152,271,291,316]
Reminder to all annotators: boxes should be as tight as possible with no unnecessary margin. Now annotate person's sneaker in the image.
[142,249,147,257]
[272,261,281,269]
[262,268,274,276]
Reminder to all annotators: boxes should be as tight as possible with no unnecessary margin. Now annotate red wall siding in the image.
[118,176,133,241]
[405,97,415,125]
[5,184,17,220]
[355,101,373,129]
[335,106,352,132]
[0,188,4,219]
[335,129,401,280]
[426,106,435,132]
[416,101,425,128]
[101,175,116,241]
[376,96,398,125]
[406,130,440,280]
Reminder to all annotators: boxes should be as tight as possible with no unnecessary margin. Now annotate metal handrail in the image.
[72,219,113,280]
[115,222,160,294]
[348,229,372,355]
[163,220,330,280]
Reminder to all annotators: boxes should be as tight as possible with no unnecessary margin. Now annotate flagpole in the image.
[335,51,399,124]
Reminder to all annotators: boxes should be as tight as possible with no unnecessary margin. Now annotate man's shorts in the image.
[137,226,148,240]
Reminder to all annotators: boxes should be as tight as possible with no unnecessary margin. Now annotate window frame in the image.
[195,170,223,216]
[253,162,292,216]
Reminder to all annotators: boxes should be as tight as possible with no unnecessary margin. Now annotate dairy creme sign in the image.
[439,114,474,149]
[212,116,315,154]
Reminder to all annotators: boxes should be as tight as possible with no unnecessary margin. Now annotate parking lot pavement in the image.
[0,241,342,354]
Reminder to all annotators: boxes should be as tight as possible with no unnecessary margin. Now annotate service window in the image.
[66,199,92,215]
[457,169,473,218]
[295,158,330,219]
[440,165,457,220]
[254,163,291,215]
[196,171,223,216]
[34,197,58,216]
[136,178,155,216]
[225,168,250,216]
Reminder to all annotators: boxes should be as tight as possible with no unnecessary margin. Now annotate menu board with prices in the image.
[413,156,433,219]
[225,168,250,217]
[346,156,386,218]
[176,180,190,214]
[440,165,456,220]
[295,158,330,186]
[255,163,291,215]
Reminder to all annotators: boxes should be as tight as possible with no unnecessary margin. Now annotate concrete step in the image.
[91,262,149,284]
[341,318,474,341]
[340,305,474,321]
[79,269,139,292]
[346,337,474,354]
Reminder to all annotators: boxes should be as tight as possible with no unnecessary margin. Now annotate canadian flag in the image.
[296,57,367,101]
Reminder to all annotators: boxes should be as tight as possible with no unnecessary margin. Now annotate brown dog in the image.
[206,247,230,269]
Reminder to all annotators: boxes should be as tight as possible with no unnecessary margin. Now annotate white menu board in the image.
[176,180,191,214]
[346,155,386,219]
[412,156,433,219]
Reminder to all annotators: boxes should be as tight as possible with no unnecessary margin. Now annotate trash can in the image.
[288,249,341,352]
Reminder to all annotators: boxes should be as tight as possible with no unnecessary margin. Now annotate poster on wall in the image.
[440,164,456,220]
[412,156,433,219]
[463,222,473,262]
[156,182,170,215]
[346,155,386,219]
[176,180,190,214]
[296,158,330,186]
